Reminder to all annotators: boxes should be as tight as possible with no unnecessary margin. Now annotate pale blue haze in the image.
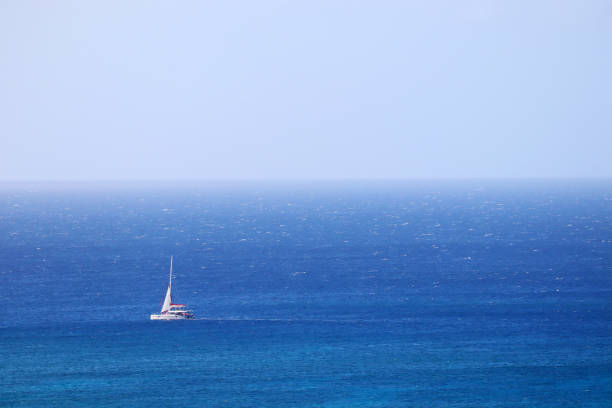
[1,1,612,180]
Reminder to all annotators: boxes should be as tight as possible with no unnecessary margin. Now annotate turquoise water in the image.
[1,181,611,407]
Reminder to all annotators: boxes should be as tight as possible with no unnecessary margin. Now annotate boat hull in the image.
[150,313,193,320]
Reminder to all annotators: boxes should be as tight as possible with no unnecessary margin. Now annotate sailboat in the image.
[150,256,195,320]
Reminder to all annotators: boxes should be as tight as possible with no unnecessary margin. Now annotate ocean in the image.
[1,180,611,407]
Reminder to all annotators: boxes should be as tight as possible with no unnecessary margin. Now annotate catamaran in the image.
[150,256,195,320]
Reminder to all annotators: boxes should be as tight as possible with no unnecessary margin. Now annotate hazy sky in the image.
[1,1,611,180]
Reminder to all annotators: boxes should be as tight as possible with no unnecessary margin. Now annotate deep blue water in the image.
[1,180,611,407]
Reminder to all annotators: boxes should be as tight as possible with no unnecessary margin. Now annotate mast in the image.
[169,255,173,291]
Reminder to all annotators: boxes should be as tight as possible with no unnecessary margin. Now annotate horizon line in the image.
[1,176,611,184]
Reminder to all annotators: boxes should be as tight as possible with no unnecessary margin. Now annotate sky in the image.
[1,0,611,181]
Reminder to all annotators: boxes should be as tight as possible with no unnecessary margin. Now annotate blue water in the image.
[1,180,611,407]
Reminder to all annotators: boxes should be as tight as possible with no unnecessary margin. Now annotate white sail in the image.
[161,285,172,313]
[160,256,173,313]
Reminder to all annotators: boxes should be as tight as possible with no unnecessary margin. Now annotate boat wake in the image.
[191,317,416,323]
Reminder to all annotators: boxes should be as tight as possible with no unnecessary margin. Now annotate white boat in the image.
[150,256,195,320]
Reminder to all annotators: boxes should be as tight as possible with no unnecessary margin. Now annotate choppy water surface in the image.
[1,181,611,407]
